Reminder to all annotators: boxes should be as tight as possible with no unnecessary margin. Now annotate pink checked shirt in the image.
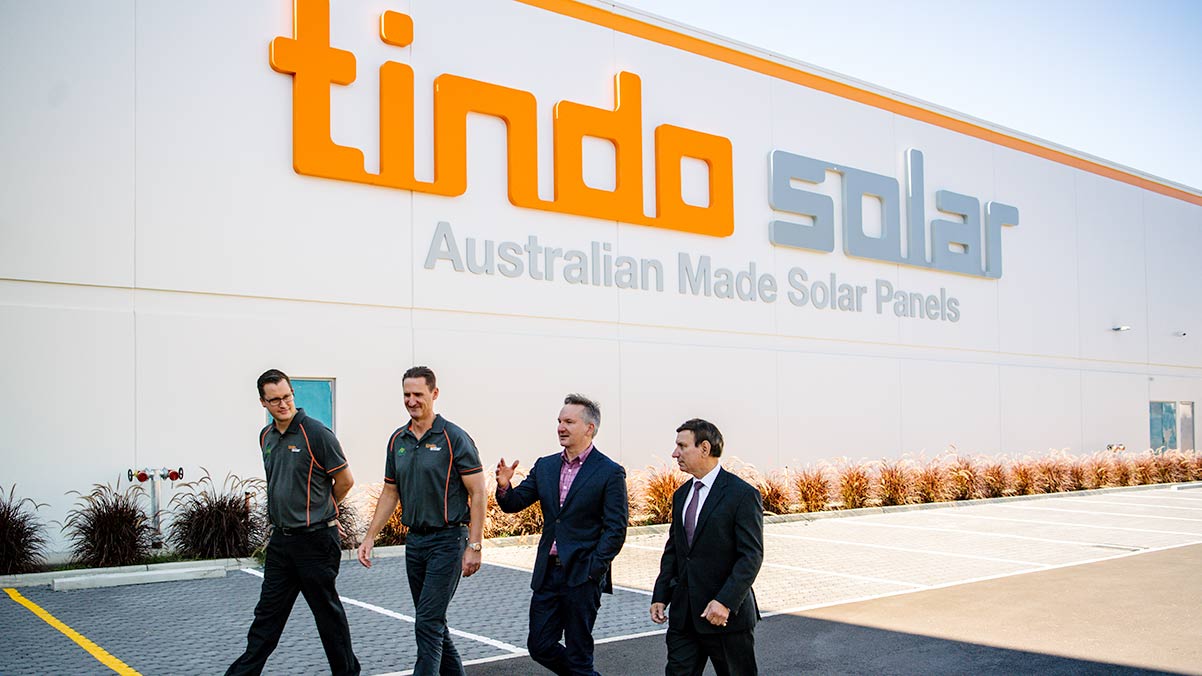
[497,446,593,555]
[551,445,592,555]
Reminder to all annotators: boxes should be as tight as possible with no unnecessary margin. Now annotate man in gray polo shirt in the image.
[358,366,486,676]
[227,369,361,676]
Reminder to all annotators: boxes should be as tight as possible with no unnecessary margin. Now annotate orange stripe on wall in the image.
[517,0,1202,207]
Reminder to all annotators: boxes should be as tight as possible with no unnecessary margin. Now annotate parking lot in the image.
[3,484,1201,675]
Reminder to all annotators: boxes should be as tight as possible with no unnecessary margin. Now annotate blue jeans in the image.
[405,526,467,676]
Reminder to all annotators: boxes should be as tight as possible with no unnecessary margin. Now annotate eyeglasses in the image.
[265,393,294,407]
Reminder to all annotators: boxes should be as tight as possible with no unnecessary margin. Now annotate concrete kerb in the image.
[5,481,1197,588]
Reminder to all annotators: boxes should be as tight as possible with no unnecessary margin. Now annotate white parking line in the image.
[996,504,1202,522]
[840,520,1142,551]
[763,561,922,588]
[938,512,1202,537]
[623,543,925,587]
[238,569,524,654]
[764,533,1045,566]
[1056,498,1202,511]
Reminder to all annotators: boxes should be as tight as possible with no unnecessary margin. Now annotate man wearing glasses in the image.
[227,369,361,676]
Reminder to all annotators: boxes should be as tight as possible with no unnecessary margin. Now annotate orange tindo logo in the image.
[269,0,734,237]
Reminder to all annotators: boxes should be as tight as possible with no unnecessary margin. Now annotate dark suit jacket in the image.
[652,467,764,634]
[496,447,628,593]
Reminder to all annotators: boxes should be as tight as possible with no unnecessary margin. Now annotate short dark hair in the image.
[564,393,600,433]
[676,418,724,457]
[257,369,291,398]
[403,366,437,390]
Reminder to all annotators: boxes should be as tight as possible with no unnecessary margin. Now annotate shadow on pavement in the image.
[466,613,1181,675]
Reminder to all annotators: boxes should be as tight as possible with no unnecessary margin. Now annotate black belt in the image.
[277,519,337,536]
[408,523,467,536]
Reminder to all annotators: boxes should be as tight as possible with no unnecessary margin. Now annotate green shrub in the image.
[63,479,153,568]
[0,485,49,575]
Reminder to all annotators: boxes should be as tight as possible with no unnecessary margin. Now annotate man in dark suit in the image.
[495,393,628,675]
[650,418,764,676]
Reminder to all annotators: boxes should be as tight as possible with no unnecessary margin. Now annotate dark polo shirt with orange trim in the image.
[260,408,349,529]
[384,414,483,529]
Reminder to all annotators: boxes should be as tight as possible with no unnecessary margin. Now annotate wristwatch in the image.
[467,542,482,552]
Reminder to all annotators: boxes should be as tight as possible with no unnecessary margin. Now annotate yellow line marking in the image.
[3,588,142,675]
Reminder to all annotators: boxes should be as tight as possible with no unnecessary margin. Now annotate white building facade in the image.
[3,0,1200,550]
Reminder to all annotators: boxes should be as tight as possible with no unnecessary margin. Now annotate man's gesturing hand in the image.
[700,600,730,627]
[495,458,519,489]
[650,602,668,624]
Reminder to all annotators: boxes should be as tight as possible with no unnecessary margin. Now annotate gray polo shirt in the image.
[384,414,483,529]
[260,408,349,529]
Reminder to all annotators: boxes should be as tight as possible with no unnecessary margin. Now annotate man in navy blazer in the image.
[650,418,764,676]
[495,393,628,675]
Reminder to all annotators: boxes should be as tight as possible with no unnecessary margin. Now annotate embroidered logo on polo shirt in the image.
[289,445,300,453]
[396,445,407,455]
[426,443,442,451]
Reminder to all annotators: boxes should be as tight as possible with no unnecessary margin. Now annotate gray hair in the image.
[563,393,601,433]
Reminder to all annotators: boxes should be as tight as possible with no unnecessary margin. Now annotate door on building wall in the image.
[268,378,336,431]
[1180,402,1195,452]
[1149,401,1195,452]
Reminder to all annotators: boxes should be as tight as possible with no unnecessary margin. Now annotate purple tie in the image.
[684,481,704,546]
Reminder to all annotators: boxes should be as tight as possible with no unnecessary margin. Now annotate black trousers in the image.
[226,527,360,676]
[527,563,603,676]
[665,619,757,676]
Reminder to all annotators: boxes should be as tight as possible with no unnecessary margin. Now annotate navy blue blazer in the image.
[496,447,628,593]
[652,467,764,634]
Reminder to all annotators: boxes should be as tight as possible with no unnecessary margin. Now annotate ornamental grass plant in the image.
[168,470,265,560]
[836,459,872,510]
[1083,452,1111,489]
[914,457,948,503]
[1011,458,1037,495]
[637,464,688,525]
[877,458,912,506]
[980,460,1009,498]
[1132,452,1157,485]
[62,478,154,568]
[0,485,49,575]
[947,455,983,500]
[755,471,793,515]
[483,475,544,539]
[1111,453,1134,486]
[794,465,831,513]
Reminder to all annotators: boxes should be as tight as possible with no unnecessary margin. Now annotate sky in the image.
[618,0,1202,190]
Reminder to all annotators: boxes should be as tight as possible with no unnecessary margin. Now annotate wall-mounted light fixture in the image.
[1111,325,1132,332]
